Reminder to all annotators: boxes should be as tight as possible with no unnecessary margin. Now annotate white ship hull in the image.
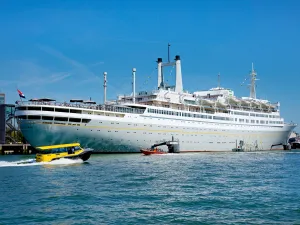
[18,112,295,152]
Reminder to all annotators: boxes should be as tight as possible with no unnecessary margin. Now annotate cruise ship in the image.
[15,54,296,152]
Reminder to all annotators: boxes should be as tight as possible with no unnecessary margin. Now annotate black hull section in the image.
[60,151,92,162]
[78,151,92,161]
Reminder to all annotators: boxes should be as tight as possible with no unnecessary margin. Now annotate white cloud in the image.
[50,72,72,82]
[37,44,98,79]
[0,60,72,88]
[89,61,105,67]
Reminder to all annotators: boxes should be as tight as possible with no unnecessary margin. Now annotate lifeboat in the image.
[216,101,227,108]
[35,143,93,162]
[140,148,167,155]
[201,99,215,106]
[228,97,240,105]
[240,99,250,106]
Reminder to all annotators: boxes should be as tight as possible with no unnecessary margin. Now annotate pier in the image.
[0,144,35,155]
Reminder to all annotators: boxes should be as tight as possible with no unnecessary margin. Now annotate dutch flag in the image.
[17,89,26,99]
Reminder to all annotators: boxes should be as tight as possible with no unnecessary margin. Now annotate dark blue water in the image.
[0,152,300,224]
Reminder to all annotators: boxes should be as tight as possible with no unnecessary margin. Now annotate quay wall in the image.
[0,144,36,155]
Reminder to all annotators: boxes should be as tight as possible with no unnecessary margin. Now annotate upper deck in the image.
[14,98,288,128]
[14,53,291,127]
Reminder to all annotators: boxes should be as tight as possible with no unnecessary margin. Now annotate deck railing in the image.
[16,101,146,114]
[16,99,279,116]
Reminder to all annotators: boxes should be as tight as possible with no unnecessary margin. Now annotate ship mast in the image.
[168,43,171,63]
[103,72,107,104]
[132,68,136,104]
[250,63,257,99]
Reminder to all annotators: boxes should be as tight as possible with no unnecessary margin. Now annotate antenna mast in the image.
[168,43,171,62]
[250,63,257,99]
[132,68,136,104]
[103,72,107,104]
[218,72,220,89]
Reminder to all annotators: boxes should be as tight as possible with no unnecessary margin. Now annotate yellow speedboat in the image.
[35,143,93,162]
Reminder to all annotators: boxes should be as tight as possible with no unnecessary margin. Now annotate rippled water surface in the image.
[1,151,300,224]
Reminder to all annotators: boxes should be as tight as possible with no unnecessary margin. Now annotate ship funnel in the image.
[157,58,163,89]
[175,55,183,93]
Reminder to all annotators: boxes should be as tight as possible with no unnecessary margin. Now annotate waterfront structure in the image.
[15,54,296,152]
[0,105,4,144]
[0,93,5,105]
[0,94,6,144]
[0,103,19,144]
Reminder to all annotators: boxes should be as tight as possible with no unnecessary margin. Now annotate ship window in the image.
[55,108,69,113]
[17,115,27,119]
[37,149,52,154]
[74,146,80,151]
[69,118,81,123]
[214,116,229,121]
[42,107,54,111]
[42,116,53,121]
[70,109,82,114]
[27,106,41,111]
[82,119,91,123]
[16,107,27,111]
[55,117,68,122]
[28,115,41,120]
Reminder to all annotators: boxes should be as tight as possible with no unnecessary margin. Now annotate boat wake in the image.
[0,158,83,168]
[149,153,185,156]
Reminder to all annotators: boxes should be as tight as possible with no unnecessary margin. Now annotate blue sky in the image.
[0,0,299,129]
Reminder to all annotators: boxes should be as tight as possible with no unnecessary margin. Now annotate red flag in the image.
[17,89,26,98]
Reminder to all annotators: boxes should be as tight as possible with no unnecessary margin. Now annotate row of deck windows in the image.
[17,115,90,123]
[147,108,282,123]
[148,108,213,119]
[16,106,145,115]
[238,119,283,124]
[233,111,249,116]
[231,111,279,118]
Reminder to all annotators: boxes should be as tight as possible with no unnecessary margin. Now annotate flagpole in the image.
[17,88,24,104]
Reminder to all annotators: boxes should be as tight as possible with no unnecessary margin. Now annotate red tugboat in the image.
[140,136,180,155]
[140,148,167,155]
